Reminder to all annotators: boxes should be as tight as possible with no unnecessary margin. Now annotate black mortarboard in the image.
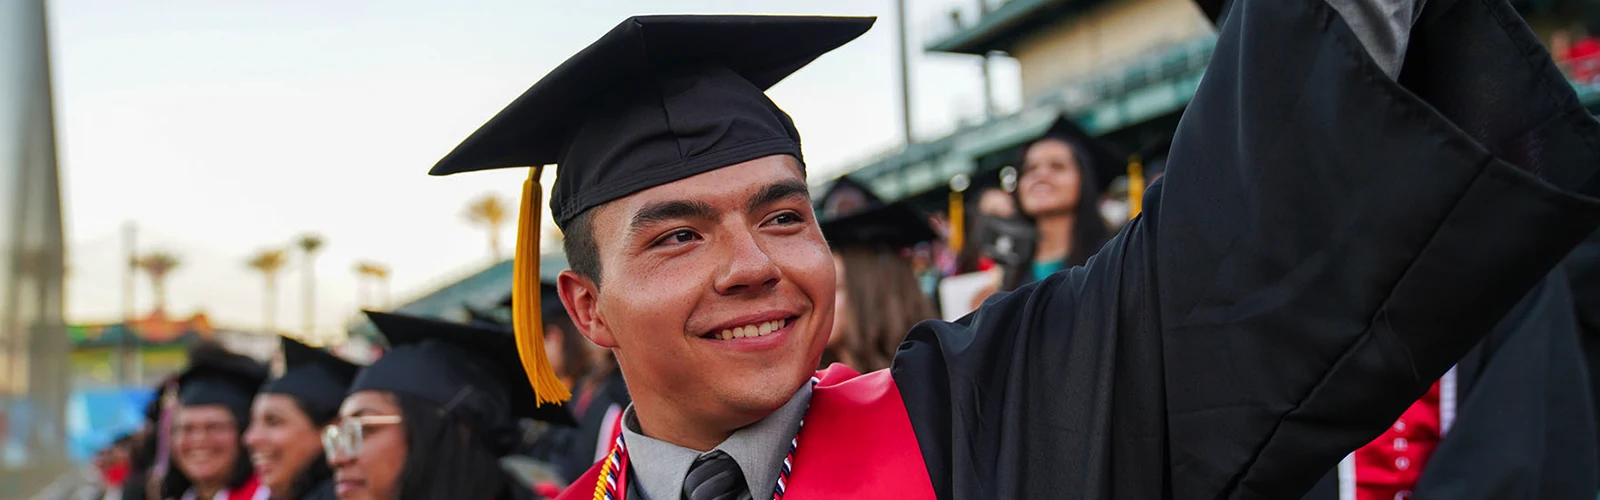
[821,201,938,250]
[1141,134,1172,178]
[352,312,577,456]
[424,15,874,406]
[176,347,268,426]
[491,280,567,323]
[817,176,886,220]
[1026,115,1124,191]
[465,304,509,329]
[260,337,359,424]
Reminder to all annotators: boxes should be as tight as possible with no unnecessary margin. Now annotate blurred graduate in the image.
[244,337,359,500]
[324,312,574,500]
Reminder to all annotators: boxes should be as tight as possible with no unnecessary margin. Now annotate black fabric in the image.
[261,336,359,424]
[890,0,1600,499]
[298,479,337,500]
[493,283,563,315]
[682,451,750,500]
[819,201,937,250]
[176,346,267,426]
[427,16,874,229]
[1572,230,1600,444]
[1302,270,1599,499]
[565,370,630,481]
[353,312,576,447]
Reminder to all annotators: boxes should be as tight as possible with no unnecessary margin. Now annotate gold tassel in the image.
[948,189,965,252]
[513,167,571,406]
[1127,154,1145,220]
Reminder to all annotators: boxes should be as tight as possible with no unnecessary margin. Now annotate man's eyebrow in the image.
[628,199,718,236]
[747,181,811,212]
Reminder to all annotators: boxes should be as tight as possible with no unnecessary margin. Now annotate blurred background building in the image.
[821,0,1600,210]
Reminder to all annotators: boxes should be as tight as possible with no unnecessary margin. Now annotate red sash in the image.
[555,365,934,499]
[226,475,264,500]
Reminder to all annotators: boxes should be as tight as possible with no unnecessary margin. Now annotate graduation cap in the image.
[260,337,360,424]
[464,304,509,329]
[1140,134,1172,178]
[425,15,875,406]
[352,311,577,456]
[176,347,268,425]
[820,201,938,250]
[1025,115,1124,192]
[817,176,886,220]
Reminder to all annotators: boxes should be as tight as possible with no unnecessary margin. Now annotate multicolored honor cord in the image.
[594,376,821,500]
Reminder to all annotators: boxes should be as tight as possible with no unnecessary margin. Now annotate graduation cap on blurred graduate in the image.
[821,201,938,251]
[817,176,886,220]
[424,15,875,406]
[353,312,578,454]
[261,337,360,423]
[176,346,268,424]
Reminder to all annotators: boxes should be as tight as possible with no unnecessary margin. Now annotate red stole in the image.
[1346,377,1448,500]
[555,365,935,499]
[226,475,265,500]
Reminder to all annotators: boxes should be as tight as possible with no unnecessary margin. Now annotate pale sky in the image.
[47,0,1022,337]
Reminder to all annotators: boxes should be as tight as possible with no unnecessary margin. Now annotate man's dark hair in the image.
[562,209,601,287]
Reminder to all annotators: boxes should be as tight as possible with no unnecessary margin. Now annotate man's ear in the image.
[558,269,615,348]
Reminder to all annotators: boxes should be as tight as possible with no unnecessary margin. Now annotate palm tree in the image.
[465,194,510,261]
[297,233,324,337]
[246,249,288,332]
[134,251,181,314]
[354,261,391,309]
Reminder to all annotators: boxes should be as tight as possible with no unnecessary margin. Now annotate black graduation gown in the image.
[558,370,629,482]
[1570,230,1600,441]
[890,0,1600,499]
[1302,270,1598,499]
[297,480,337,500]
[524,369,631,483]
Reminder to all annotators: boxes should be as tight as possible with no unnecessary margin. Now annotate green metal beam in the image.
[925,0,1074,55]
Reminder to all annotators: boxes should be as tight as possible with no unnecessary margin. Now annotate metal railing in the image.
[1032,35,1217,113]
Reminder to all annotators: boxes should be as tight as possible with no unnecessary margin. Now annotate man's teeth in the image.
[716,318,786,340]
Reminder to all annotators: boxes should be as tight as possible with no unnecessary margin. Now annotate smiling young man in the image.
[426,2,1600,499]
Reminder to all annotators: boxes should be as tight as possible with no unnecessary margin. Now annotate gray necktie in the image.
[681,450,751,500]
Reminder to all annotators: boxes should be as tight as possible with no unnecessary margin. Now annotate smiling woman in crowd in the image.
[1004,115,1118,290]
[160,346,269,500]
[245,337,359,500]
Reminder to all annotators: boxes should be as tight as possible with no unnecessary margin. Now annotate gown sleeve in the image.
[890,0,1600,499]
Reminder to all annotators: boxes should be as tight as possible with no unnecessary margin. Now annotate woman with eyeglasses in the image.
[160,345,270,500]
[244,337,359,500]
[324,312,575,500]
